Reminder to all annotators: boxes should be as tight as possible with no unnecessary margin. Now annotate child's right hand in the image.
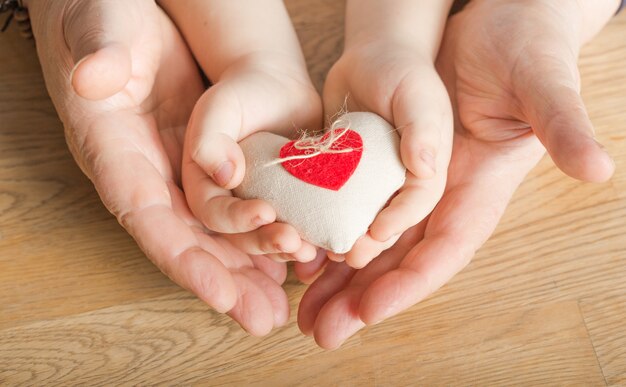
[182,54,323,263]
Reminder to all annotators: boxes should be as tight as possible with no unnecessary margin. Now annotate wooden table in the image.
[1,2,625,385]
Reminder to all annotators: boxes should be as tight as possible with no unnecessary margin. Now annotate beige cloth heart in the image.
[233,112,406,253]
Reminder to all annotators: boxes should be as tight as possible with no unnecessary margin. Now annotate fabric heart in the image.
[233,112,406,253]
[279,128,363,191]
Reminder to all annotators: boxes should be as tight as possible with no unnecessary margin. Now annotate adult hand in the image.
[298,0,618,349]
[30,0,291,336]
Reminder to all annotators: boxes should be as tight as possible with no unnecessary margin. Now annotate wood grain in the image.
[0,2,625,385]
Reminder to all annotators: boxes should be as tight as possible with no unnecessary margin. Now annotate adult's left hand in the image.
[298,0,619,349]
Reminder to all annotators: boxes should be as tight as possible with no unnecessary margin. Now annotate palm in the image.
[36,1,290,335]
[441,4,549,143]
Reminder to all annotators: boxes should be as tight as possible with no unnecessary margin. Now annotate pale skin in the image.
[169,0,455,271]
[298,0,619,349]
[159,0,323,264]
[27,0,302,336]
[24,0,620,346]
[319,0,455,269]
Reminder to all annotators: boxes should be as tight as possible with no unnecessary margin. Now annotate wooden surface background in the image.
[1,1,625,385]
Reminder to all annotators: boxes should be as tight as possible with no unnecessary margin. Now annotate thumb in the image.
[186,85,246,190]
[392,68,452,179]
[518,57,614,182]
[63,1,134,100]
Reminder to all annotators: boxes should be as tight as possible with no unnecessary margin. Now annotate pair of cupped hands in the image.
[31,0,617,349]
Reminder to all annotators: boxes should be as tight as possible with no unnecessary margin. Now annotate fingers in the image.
[342,68,451,264]
[359,144,539,325]
[368,177,443,243]
[518,57,614,182]
[340,174,443,270]
[186,86,247,190]
[226,272,276,336]
[359,238,464,325]
[250,255,288,285]
[239,268,291,329]
[294,249,329,284]
[224,223,318,263]
[313,287,366,350]
[301,226,424,347]
[203,196,276,233]
[70,43,132,100]
[343,233,401,269]
[223,223,302,255]
[183,156,275,229]
[184,150,315,262]
[86,134,289,333]
[290,241,319,262]
[297,262,356,336]
[91,147,239,313]
[62,1,139,99]
[393,68,453,180]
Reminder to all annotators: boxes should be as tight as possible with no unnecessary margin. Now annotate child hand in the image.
[322,0,454,268]
[182,55,323,263]
[159,1,324,263]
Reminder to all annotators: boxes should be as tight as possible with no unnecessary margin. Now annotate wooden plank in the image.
[0,297,604,385]
[580,288,626,386]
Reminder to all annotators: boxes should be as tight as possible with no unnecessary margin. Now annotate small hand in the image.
[181,56,323,263]
[31,0,292,336]
[298,0,617,348]
[321,43,453,269]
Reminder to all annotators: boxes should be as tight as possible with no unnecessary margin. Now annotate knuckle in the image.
[189,141,209,167]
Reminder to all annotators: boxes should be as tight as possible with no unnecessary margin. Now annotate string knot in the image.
[265,118,356,167]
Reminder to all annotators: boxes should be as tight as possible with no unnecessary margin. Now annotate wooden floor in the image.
[1,2,625,385]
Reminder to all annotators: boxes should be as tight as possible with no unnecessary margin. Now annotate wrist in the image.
[575,0,621,43]
[341,39,436,67]
[220,51,312,86]
[470,0,619,45]
[345,34,438,63]
[344,0,453,60]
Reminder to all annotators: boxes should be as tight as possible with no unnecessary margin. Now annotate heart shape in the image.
[279,128,363,191]
[233,112,406,253]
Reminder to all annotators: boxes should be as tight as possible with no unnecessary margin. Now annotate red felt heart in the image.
[279,128,363,191]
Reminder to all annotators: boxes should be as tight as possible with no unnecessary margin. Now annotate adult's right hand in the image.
[28,0,291,336]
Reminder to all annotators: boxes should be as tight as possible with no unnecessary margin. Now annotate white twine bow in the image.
[264,118,356,167]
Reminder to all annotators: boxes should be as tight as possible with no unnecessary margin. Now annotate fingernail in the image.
[213,161,234,187]
[301,247,318,263]
[419,149,436,174]
[327,252,345,262]
[253,216,271,227]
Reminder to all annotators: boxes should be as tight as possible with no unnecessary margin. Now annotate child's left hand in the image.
[318,42,453,270]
